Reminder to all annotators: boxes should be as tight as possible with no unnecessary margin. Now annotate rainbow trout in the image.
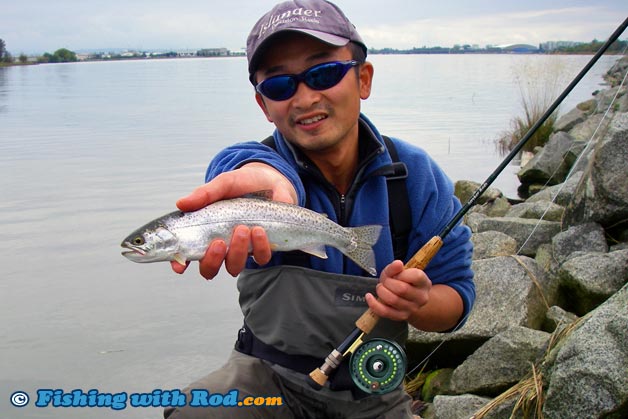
[121,197,382,276]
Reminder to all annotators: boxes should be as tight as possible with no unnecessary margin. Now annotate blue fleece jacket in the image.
[205,114,475,320]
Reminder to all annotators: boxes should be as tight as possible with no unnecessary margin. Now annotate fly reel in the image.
[349,338,407,394]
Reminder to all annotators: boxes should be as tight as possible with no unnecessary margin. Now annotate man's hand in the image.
[365,260,464,332]
[170,163,297,279]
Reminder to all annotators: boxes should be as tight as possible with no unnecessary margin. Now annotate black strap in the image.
[261,135,275,148]
[381,136,412,261]
[261,135,411,261]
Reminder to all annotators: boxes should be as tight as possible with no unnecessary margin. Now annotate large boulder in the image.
[564,113,628,228]
[504,200,564,222]
[473,217,561,257]
[542,283,628,418]
[471,231,518,259]
[449,326,550,396]
[408,257,556,366]
[431,394,492,419]
[550,222,608,265]
[454,180,503,206]
[517,132,576,185]
[557,249,628,315]
[554,107,586,132]
[526,171,582,207]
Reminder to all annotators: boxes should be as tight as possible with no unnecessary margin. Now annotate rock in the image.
[567,113,605,142]
[517,132,576,185]
[455,180,503,206]
[550,222,608,265]
[557,249,628,315]
[431,394,492,419]
[474,217,561,256]
[464,212,487,233]
[594,86,627,113]
[449,326,550,396]
[408,257,555,366]
[604,56,628,88]
[563,140,588,170]
[542,305,579,333]
[468,197,512,217]
[542,283,628,418]
[564,113,628,228]
[526,171,583,207]
[535,243,559,274]
[471,231,518,259]
[576,98,597,113]
[554,107,586,132]
[505,200,564,222]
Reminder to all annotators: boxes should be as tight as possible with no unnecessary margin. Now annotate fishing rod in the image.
[308,16,628,394]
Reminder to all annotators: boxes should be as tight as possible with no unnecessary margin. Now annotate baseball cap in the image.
[246,0,366,80]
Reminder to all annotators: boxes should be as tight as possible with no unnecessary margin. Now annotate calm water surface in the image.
[0,54,616,417]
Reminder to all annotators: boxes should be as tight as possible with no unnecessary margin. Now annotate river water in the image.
[0,54,617,417]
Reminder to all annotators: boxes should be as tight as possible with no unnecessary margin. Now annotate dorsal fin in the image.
[242,190,274,200]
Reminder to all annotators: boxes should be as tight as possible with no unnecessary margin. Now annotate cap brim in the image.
[248,28,350,79]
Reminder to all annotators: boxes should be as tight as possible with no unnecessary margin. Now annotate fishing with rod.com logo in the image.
[9,388,282,410]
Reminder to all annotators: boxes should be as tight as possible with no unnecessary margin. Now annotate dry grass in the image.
[497,57,569,156]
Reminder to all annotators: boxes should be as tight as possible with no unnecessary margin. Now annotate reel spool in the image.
[349,338,407,394]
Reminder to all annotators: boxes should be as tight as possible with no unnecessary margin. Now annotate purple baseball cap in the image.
[246,0,366,81]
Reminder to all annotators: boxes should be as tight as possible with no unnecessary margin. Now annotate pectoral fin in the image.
[173,253,187,266]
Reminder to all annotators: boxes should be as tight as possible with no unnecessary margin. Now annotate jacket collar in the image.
[271,113,392,177]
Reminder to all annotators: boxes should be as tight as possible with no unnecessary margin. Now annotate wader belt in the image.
[234,323,362,395]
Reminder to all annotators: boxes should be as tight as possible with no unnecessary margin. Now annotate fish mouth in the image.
[121,242,146,257]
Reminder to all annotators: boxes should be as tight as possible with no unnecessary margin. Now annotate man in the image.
[165,1,474,418]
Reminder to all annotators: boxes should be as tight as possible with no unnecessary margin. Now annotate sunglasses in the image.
[255,60,360,101]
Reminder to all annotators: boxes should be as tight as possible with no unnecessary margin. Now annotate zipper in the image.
[300,146,384,225]
[339,194,346,222]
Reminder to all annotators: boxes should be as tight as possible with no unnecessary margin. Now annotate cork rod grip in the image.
[354,236,443,333]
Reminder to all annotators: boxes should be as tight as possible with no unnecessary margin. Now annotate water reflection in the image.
[0,67,7,114]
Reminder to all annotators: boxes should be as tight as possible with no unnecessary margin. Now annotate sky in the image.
[1,0,627,54]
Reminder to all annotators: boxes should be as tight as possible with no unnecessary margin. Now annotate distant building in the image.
[197,48,229,57]
[539,41,582,52]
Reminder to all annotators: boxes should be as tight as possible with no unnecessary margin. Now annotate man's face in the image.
[254,33,373,157]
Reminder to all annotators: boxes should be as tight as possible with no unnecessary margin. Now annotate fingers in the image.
[175,164,298,213]
[170,260,189,274]
[225,226,252,277]
[250,226,272,266]
[176,172,235,212]
[366,263,432,322]
[199,240,228,280]
[193,226,271,280]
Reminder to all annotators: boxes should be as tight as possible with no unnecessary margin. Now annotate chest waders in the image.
[233,136,412,395]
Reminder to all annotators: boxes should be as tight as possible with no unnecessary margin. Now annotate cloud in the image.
[2,1,625,54]
[360,6,624,49]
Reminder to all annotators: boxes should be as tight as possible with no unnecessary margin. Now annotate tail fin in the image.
[343,225,383,276]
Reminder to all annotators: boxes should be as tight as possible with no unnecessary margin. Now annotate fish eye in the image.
[132,236,144,246]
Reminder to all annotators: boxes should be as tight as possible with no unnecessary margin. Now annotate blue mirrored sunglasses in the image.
[255,60,360,101]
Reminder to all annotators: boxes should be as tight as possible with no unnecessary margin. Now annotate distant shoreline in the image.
[3,51,623,68]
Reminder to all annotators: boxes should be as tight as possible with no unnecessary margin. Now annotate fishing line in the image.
[404,49,628,383]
